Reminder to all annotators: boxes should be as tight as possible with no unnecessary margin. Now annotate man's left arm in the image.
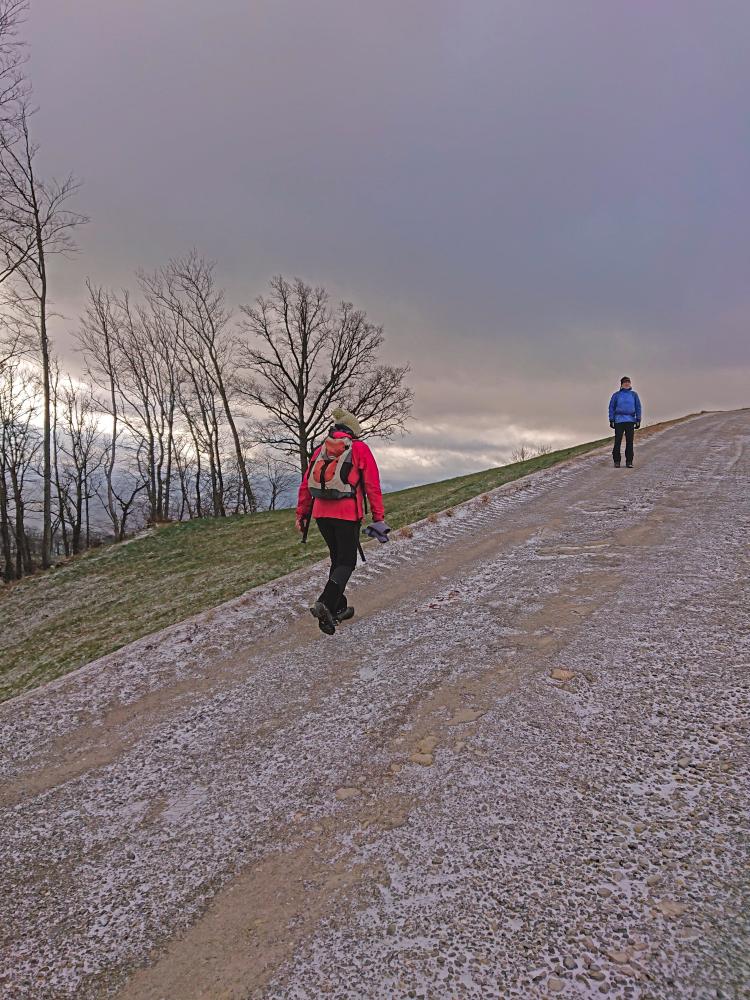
[634,393,642,426]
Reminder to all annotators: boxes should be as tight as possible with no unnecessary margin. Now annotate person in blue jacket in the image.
[608,376,642,468]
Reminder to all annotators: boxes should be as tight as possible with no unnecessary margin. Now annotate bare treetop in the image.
[239,275,412,473]
[0,0,28,125]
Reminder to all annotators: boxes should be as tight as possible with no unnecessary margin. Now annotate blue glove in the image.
[364,520,391,543]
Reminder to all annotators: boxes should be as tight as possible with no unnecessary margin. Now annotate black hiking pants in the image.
[612,422,635,465]
[316,517,360,612]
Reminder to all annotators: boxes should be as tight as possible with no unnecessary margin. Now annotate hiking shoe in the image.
[335,606,355,623]
[613,461,621,468]
[626,462,633,468]
[310,601,336,635]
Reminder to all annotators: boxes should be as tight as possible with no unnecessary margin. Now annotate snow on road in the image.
[1,410,748,1000]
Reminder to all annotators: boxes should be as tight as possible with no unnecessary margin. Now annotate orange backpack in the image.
[308,435,357,500]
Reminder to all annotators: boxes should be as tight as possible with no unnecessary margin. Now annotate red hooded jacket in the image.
[297,431,385,523]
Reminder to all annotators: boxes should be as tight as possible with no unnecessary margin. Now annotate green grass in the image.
[0,429,633,702]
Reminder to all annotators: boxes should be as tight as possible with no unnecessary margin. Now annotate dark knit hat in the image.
[620,376,631,384]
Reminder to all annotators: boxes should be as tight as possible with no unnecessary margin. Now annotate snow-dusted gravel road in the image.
[2,410,749,1000]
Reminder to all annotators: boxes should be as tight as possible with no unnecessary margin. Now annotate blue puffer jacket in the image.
[609,388,642,424]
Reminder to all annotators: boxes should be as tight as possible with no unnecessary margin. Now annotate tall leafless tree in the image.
[77,280,126,538]
[177,359,226,516]
[89,292,177,535]
[238,276,412,474]
[140,252,256,511]
[0,106,86,566]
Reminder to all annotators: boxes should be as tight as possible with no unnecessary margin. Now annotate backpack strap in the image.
[318,454,335,492]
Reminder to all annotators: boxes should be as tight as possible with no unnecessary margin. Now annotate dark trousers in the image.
[612,422,635,464]
[316,517,360,611]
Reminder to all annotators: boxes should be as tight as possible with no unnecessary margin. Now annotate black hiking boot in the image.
[335,606,355,623]
[613,461,621,468]
[310,601,336,635]
[626,461,633,468]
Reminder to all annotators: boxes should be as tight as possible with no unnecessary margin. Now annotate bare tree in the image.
[100,290,177,524]
[177,359,226,517]
[171,432,198,520]
[0,106,86,566]
[238,276,412,474]
[0,355,38,578]
[92,441,148,542]
[78,280,124,538]
[256,452,296,511]
[140,252,257,511]
[56,378,104,553]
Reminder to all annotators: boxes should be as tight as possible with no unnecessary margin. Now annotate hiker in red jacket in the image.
[296,407,390,634]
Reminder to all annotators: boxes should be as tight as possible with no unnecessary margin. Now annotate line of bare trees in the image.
[2,258,413,581]
[76,256,412,534]
[0,2,412,583]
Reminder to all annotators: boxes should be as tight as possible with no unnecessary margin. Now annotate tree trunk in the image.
[105,354,120,539]
[0,466,13,582]
[72,475,83,553]
[188,424,203,517]
[163,404,175,520]
[52,384,70,557]
[39,276,52,568]
[212,422,225,517]
[214,369,255,513]
[15,500,27,575]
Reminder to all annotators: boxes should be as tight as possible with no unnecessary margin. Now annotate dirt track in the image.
[2,410,749,1000]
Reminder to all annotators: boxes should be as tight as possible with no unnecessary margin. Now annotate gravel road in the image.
[1,410,748,1000]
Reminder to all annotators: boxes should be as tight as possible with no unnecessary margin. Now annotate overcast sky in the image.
[24,0,750,490]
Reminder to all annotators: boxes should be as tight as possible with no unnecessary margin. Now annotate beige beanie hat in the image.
[331,406,363,438]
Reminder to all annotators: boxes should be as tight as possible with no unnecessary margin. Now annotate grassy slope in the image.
[1,421,685,702]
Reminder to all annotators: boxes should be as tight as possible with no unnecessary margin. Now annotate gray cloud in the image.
[24,0,750,485]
